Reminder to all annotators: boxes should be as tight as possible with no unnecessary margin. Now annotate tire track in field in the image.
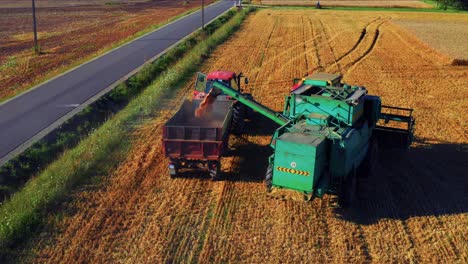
[334,17,382,64]
[255,15,328,82]
[324,18,389,75]
[301,16,310,72]
[316,197,332,262]
[259,16,311,83]
[257,18,279,69]
[318,19,342,74]
[344,20,387,74]
[309,17,324,73]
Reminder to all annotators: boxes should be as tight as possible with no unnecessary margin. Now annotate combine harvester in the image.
[163,71,415,207]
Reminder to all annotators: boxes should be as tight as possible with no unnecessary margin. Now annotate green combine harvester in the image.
[206,72,415,207]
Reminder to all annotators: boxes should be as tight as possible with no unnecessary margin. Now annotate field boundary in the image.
[0,7,253,255]
[0,2,231,168]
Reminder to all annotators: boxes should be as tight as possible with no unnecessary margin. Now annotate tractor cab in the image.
[194,71,247,100]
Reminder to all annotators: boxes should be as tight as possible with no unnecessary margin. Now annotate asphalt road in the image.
[0,0,235,164]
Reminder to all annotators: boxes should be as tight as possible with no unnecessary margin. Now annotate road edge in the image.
[0,3,234,167]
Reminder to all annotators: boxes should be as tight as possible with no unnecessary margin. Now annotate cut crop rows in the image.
[25,9,467,263]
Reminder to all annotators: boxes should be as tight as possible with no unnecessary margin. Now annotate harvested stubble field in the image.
[21,9,467,263]
[0,0,213,100]
[253,0,432,8]
[395,15,468,63]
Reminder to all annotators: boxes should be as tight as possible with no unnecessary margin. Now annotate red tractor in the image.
[194,71,252,131]
[194,71,246,100]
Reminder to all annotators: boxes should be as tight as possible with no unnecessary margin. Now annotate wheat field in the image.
[24,9,467,263]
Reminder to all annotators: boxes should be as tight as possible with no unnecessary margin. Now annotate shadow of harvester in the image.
[228,113,468,223]
[340,141,468,224]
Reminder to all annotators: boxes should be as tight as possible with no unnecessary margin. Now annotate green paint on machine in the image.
[206,72,415,206]
[273,133,327,194]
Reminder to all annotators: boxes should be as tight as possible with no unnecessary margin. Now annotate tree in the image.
[434,0,468,10]
[453,0,468,10]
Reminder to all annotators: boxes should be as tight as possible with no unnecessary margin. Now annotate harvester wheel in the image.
[209,162,221,181]
[339,168,357,208]
[359,139,379,179]
[265,164,273,192]
[231,104,245,135]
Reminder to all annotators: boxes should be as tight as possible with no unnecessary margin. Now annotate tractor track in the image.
[302,16,310,72]
[344,22,385,73]
[334,18,382,64]
[250,17,279,91]
[355,224,373,263]
[318,19,342,74]
[309,17,324,73]
[326,18,389,75]
[317,198,332,262]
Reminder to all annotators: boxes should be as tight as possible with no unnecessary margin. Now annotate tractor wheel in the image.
[339,168,357,208]
[209,162,221,181]
[243,94,255,119]
[231,104,245,135]
[265,163,273,192]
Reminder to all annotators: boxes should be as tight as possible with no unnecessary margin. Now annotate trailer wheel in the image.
[265,163,273,192]
[231,104,245,135]
[209,162,221,181]
[339,168,357,208]
[169,160,179,178]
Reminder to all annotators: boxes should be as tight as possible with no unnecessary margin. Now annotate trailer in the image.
[162,99,235,180]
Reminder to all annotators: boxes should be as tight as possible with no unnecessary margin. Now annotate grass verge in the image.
[0,6,253,255]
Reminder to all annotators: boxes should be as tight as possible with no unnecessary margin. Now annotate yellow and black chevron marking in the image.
[276,166,310,176]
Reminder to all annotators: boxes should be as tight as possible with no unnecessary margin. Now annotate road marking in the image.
[59,104,80,108]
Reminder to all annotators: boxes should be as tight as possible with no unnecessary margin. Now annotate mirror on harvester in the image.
[245,78,249,84]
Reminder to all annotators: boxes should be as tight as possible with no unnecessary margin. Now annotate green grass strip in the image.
[0,7,253,251]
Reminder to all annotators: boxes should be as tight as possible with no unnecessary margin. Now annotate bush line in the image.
[0,7,253,252]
